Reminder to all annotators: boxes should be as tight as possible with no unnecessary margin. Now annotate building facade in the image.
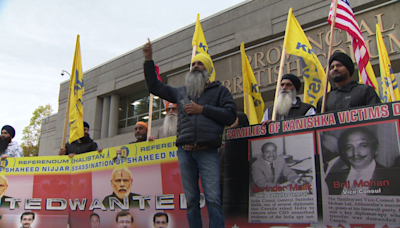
[38,0,400,156]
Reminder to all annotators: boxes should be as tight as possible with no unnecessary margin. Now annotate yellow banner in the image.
[0,156,71,175]
[70,137,178,173]
[283,8,326,106]
[376,24,400,102]
[69,35,85,143]
[0,137,178,176]
[192,14,216,82]
[240,42,264,124]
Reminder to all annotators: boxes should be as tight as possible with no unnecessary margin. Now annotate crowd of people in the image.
[1,46,388,227]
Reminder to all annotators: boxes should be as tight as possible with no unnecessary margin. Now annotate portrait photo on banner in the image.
[90,165,162,227]
[249,133,316,196]
[318,121,400,196]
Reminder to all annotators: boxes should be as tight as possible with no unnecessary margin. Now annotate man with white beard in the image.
[261,74,315,125]
[156,102,178,139]
[143,41,236,228]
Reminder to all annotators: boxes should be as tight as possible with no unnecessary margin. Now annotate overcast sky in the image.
[0,0,246,144]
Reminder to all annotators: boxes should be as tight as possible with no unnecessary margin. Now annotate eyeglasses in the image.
[118,220,132,224]
[155,221,167,225]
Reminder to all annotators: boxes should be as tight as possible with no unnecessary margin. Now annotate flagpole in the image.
[322,0,338,113]
[146,38,154,140]
[272,47,287,121]
[147,94,154,139]
[190,45,197,71]
[62,73,72,149]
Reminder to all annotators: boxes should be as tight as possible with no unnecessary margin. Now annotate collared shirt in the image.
[262,98,315,121]
[346,160,376,190]
[3,141,23,157]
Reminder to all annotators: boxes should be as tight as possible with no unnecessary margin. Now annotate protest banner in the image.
[2,102,400,227]
[224,101,400,228]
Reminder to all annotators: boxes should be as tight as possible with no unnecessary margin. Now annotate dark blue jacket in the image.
[144,60,237,148]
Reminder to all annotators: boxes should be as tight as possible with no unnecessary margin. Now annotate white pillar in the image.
[101,96,110,138]
[108,94,120,137]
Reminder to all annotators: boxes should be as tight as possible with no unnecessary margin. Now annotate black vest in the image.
[267,97,314,120]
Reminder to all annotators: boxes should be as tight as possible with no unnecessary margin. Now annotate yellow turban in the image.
[191,53,212,76]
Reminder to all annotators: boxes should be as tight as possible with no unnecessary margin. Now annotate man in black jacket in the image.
[317,52,381,112]
[261,74,315,124]
[59,122,98,157]
[143,41,236,228]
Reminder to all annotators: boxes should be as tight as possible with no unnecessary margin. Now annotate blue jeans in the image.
[177,146,225,228]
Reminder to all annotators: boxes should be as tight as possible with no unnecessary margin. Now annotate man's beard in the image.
[332,74,347,82]
[163,113,178,137]
[80,133,90,142]
[0,137,11,154]
[275,89,296,117]
[185,69,209,98]
[331,70,348,83]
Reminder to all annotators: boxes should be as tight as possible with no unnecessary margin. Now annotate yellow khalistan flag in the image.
[358,65,381,102]
[192,14,216,82]
[241,42,264,124]
[69,35,85,143]
[376,24,400,102]
[283,8,326,106]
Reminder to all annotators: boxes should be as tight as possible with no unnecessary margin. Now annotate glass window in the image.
[127,118,137,127]
[118,92,167,129]
[119,96,128,120]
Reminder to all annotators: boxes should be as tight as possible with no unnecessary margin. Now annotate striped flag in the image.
[328,0,379,93]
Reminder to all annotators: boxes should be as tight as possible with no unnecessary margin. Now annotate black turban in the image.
[84,122,89,129]
[282,74,301,92]
[329,52,354,76]
[2,125,15,138]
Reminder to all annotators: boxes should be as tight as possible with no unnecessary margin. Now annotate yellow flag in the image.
[376,24,400,102]
[283,8,326,106]
[69,35,85,143]
[359,64,381,101]
[192,14,216,82]
[241,42,264,124]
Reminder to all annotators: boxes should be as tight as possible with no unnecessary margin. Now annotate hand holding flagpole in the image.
[146,38,154,140]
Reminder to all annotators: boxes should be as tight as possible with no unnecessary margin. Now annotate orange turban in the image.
[135,121,148,129]
[165,101,177,108]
